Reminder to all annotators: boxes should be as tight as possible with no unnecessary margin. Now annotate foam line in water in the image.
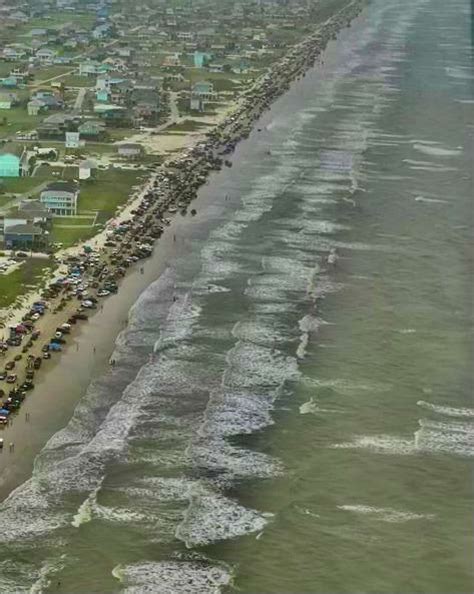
[337,504,434,523]
[330,435,418,455]
[412,143,462,157]
[417,400,474,418]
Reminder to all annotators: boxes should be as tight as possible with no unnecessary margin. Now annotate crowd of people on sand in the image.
[0,2,361,451]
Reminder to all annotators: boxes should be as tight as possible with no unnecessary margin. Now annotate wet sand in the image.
[0,0,366,501]
[0,192,215,500]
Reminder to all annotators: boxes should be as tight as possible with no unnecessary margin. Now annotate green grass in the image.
[106,128,138,141]
[0,63,12,77]
[78,169,143,218]
[0,258,54,310]
[50,224,98,248]
[45,168,144,247]
[165,119,210,133]
[62,75,95,88]
[83,143,117,156]
[52,215,96,226]
[0,194,14,209]
[32,66,73,82]
[0,107,43,138]
[0,177,46,195]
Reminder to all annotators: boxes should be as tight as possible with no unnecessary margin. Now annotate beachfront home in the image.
[35,91,64,109]
[10,68,31,84]
[190,94,204,112]
[193,51,212,68]
[0,76,18,88]
[117,143,142,159]
[0,92,19,109]
[27,99,44,116]
[0,144,27,177]
[2,46,27,61]
[78,120,105,138]
[17,200,52,224]
[92,23,112,40]
[1,222,47,249]
[191,80,214,99]
[37,114,80,139]
[40,181,80,216]
[79,159,96,180]
[0,202,51,249]
[35,48,57,64]
[79,60,110,77]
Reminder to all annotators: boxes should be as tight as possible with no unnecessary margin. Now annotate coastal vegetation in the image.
[0,258,54,309]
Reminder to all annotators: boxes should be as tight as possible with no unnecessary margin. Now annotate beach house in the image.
[117,143,142,159]
[0,144,27,177]
[0,201,51,249]
[191,80,214,99]
[40,181,80,216]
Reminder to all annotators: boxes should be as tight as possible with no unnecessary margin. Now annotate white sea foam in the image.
[445,66,473,80]
[231,319,287,347]
[114,561,232,594]
[296,314,324,359]
[413,143,462,157]
[200,389,274,437]
[417,400,474,418]
[299,398,320,415]
[337,504,434,523]
[29,555,68,594]
[224,341,300,390]
[330,435,418,455]
[304,377,392,395]
[177,489,270,547]
[414,196,448,204]
[415,421,474,457]
[191,437,280,480]
[71,488,97,528]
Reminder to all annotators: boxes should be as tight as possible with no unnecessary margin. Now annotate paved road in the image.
[73,87,87,113]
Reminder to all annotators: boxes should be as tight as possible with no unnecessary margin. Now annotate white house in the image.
[36,48,57,64]
[79,159,96,180]
[40,181,80,216]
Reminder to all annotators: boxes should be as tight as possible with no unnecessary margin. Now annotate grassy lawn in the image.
[0,195,14,209]
[106,128,138,141]
[50,224,98,248]
[166,119,210,133]
[0,177,47,195]
[0,107,42,138]
[0,63,12,77]
[0,258,54,310]
[46,169,144,247]
[52,215,96,226]
[78,169,143,218]
[32,66,73,82]
[62,75,95,88]
[83,142,118,156]
[19,14,95,31]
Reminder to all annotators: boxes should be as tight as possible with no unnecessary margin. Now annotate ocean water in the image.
[0,0,472,592]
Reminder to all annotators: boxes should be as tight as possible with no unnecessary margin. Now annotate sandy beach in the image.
[0,0,364,502]
[0,185,218,499]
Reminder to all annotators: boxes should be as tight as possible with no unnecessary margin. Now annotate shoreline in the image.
[0,0,366,501]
